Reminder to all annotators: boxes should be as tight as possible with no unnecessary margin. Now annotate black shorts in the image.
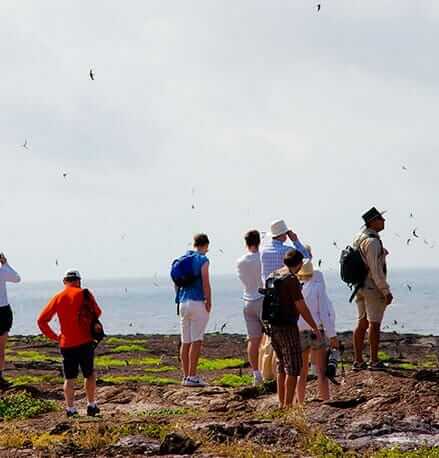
[60,343,95,380]
[0,305,13,336]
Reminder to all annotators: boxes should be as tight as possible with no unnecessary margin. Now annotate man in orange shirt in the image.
[37,270,102,417]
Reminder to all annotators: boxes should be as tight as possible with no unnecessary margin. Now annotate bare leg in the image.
[188,340,203,377]
[296,349,310,404]
[353,318,369,363]
[368,321,381,363]
[84,372,96,404]
[284,375,298,408]
[277,372,285,407]
[180,343,190,377]
[64,379,75,409]
[0,334,7,372]
[315,348,330,401]
[248,336,262,371]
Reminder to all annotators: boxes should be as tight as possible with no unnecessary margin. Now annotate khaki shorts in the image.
[180,300,209,343]
[243,298,264,338]
[356,287,387,323]
[300,329,328,351]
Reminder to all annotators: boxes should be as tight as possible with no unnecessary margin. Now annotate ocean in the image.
[6,268,438,336]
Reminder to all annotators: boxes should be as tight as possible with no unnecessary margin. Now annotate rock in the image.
[49,421,72,435]
[112,435,160,455]
[415,369,439,383]
[160,432,200,455]
[324,396,367,409]
[208,399,228,412]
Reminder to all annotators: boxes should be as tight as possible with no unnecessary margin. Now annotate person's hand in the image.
[330,337,339,349]
[204,300,212,313]
[384,293,393,306]
[287,230,298,242]
[0,253,7,265]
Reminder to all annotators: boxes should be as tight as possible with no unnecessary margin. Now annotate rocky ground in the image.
[0,332,438,457]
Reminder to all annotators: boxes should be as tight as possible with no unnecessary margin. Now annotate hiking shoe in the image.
[352,361,368,372]
[0,376,11,389]
[185,376,207,387]
[368,361,386,371]
[87,405,100,417]
[181,376,188,386]
[66,409,79,418]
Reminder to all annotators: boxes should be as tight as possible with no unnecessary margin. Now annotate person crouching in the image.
[37,270,102,418]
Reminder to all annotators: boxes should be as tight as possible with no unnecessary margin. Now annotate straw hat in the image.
[297,260,314,278]
[269,219,289,238]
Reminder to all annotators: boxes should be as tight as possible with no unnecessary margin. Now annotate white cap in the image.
[269,219,289,238]
[63,269,81,280]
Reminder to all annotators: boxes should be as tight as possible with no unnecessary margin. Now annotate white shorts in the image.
[180,300,210,344]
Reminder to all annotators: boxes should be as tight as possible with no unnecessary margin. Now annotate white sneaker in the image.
[185,376,207,387]
[181,377,188,386]
[253,374,264,386]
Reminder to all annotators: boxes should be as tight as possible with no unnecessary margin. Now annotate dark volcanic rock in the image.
[160,432,200,455]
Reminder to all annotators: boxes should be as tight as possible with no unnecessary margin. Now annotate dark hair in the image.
[284,249,304,268]
[244,230,260,248]
[194,233,210,247]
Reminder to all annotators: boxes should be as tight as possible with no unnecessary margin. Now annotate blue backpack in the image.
[170,252,199,313]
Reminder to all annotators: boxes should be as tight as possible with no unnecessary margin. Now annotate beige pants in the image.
[258,334,277,380]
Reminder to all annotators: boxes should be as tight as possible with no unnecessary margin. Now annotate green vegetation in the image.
[213,374,253,387]
[373,447,439,457]
[95,355,161,368]
[305,432,345,458]
[141,407,193,417]
[105,337,147,345]
[399,362,417,370]
[118,422,171,440]
[420,355,437,368]
[100,374,178,385]
[10,374,63,386]
[378,351,392,362]
[198,357,245,371]
[144,366,176,373]
[110,344,147,353]
[9,350,61,362]
[0,392,58,420]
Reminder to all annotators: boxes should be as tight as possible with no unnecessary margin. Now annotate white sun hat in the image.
[269,219,290,238]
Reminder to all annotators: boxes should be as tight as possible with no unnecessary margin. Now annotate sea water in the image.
[7,268,439,336]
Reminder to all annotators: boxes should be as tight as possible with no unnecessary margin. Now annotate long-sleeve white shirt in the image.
[297,270,336,338]
[236,251,264,301]
[0,263,21,307]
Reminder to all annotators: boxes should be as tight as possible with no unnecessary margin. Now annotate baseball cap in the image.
[63,269,81,281]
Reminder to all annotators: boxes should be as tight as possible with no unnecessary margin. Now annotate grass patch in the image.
[420,355,437,369]
[141,407,193,417]
[305,431,344,457]
[95,356,161,368]
[0,392,58,420]
[0,427,27,447]
[373,447,439,457]
[118,422,171,440]
[105,337,147,345]
[399,363,417,370]
[10,350,61,362]
[32,432,66,449]
[10,374,63,386]
[198,358,245,371]
[144,366,176,373]
[110,344,147,353]
[100,375,178,385]
[72,425,118,450]
[378,351,392,362]
[213,374,253,387]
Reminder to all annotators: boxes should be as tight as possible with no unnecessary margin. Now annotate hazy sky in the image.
[1,1,439,281]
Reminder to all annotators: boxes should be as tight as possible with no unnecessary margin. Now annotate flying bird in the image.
[332,241,338,249]
[62,172,68,179]
[406,238,412,245]
[89,69,94,80]
[423,239,429,245]
[220,322,228,333]
[410,212,414,218]
[406,283,412,292]
[402,165,408,171]
[318,259,322,268]
[55,259,59,267]
[21,139,29,149]
[120,233,127,241]
[412,228,419,238]
[153,273,159,287]
[394,233,401,238]
[393,320,398,325]
[219,249,224,254]
[317,3,321,11]
[124,288,128,294]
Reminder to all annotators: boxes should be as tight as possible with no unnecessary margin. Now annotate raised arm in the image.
[0,256,21,283]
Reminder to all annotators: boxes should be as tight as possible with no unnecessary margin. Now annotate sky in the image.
[1,1,439,281]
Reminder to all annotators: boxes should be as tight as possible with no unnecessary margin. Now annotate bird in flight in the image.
[220,322,228,333]
[62,173,68,179]
[332,241,338,249]
[21,139,29,149]
[89,69,95,80]
[318,259,322,268]
[406,283,412,292]
[120,233,127,241]
[412,228,419,238]
[402,165,408,171]
[55,259,59,267]
[406,238,412,245]
[317,3,321,11]
[409,212,414,218]
[153,273,159,287]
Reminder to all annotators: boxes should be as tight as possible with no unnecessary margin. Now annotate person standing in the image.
[237,230,264,386]
[37,270,102,417]
[352,207,393,371]
[296,258,338,403]
[268,250,321,408]
[259,219,310,380]
[0,253,21,387]
[176,234,211,387]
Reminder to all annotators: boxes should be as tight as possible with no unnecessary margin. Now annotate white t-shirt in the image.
[0,263,21,307]
[236,252,264,301]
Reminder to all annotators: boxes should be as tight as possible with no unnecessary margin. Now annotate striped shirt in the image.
[261,239,310,281]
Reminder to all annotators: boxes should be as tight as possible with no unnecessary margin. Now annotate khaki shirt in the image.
[353,229,391,296]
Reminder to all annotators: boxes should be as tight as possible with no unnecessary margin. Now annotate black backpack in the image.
[340,234,378,302]
[80,289,105,348]
[259,272,291,334]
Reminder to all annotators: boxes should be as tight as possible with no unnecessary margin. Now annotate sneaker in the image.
[66,409,79,418]
[181,376,188,386]
[368,361,386,371]
[86,405,100,417]
[253,374,264,387]
[0,376,11,389]
[185,376,207,387]
[352,361,368,372]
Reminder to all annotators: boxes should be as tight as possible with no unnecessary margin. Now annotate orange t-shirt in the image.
[37,285,102,348]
